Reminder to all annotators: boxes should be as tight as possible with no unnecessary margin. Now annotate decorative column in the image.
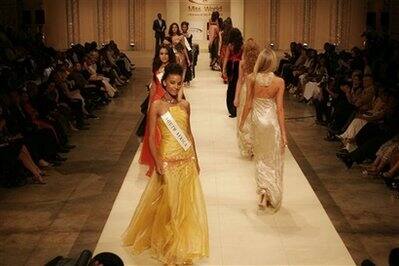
[66,0,80,45]
[97,0,104,45]
[128,0,135,47]
[103,0,112,44]
[96,0,112,45]
[128,0,145,50]
[336,0,351,48]
[270,0,279,48]
[329,0,338,44]
[303,0,316,46]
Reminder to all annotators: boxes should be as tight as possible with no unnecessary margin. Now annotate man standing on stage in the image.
[153,13,166,51]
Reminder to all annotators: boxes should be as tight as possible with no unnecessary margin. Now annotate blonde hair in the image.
[242,38,260,75]
[253,47,277,75]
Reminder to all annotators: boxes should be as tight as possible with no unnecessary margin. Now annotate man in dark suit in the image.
[153,13,166,51]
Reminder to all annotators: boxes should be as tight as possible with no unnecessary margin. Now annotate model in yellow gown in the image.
[122,105,209,265]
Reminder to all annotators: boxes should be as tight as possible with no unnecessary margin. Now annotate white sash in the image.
[156,71,164,83]
[161,111,192,151]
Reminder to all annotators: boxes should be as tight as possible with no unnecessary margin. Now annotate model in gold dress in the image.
[240,48,287,211]
[234,38,260,158]
[122,63,209,265]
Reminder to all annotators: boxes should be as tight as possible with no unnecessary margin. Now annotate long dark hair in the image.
[228,28,243,54]
[152,44,176,74]
[211,11,219,22]
[222,17,233,45]
[168,23,181,36]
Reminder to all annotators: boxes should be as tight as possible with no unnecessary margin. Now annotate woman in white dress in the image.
[240,48,287,211]
[234,38,260,158]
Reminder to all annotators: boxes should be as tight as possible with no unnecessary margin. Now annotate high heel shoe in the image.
[258,189,267,210]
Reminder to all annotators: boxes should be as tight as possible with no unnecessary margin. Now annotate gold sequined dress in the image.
[237,74,254,158]
[122,105,209,264]
[252,73,284,210]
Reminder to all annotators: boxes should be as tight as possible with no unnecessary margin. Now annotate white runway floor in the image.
[94,55,355,265]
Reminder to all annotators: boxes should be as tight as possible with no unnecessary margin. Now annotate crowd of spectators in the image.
[277,31,399,193]
[0,25,134,187]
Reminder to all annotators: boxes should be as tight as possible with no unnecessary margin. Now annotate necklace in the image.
[162,96,177,104]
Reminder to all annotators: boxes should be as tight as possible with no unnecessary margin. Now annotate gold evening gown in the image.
[237,74,254,158]
[122,105,209,265]
[252,72,284,210]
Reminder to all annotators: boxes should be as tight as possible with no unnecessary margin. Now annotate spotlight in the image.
[303,43,308,47]
[130,42,135,47]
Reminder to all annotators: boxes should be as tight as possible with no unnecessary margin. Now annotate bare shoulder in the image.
[246,72,256,81]
[152,99,162,107]
[150,99,163,113]
[179,99,190,110]
[274,76,285,87]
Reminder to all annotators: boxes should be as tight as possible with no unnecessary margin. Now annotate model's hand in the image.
[196,163,201,174]
[233,97,239,107]
[281,136,288,151]
[239,122,244,132]
[155,160,165,176]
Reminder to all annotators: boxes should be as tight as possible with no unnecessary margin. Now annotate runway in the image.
[94,54,355,265]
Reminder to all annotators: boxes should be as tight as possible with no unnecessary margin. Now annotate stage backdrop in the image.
[37,0,366,52]
[179,0,230,49]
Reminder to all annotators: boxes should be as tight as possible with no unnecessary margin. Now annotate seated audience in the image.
[0,25,134,187]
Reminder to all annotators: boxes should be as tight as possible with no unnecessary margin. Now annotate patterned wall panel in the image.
[66,0,80,45]
[303,0,316,46]
[336,0,351,48]
[329,0,338,44]
[133,0,145,50]
[128,0,135,46]
[97,0,104,44]
[103,0,112,43]
[270,0,279,48]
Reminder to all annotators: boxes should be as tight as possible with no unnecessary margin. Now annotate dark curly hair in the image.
[152,44,176,74]
[168,23,181,36]
[228,28,243,54]
[161,63,184,86]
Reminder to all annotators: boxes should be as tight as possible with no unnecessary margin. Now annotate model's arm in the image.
[218,31,222,55]
[222,44,231,77]
[148,101,164,176]
[208,25,215,46]
[234,61,244,107]
[152,20,157,32]
[181,38,191,66]
[184,101,200,173]
[147,79,156,112]
[239,75,254,130]
[276,79,287,149]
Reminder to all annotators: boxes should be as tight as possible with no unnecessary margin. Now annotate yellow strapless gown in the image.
[122,106,209,264]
